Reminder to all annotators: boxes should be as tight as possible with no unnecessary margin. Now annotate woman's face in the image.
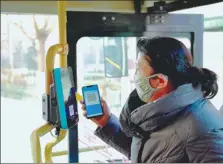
[135,54,160,89]
[135,54,170,103]
[135,55,154,76]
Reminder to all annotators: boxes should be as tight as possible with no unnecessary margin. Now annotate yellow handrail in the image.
[44,2,69,163]
[44,2,68,162]
[44,1,83,163]
[58,1,67,68]
[44,129,67,163]
[30,123,54,163]
[30,1,84,163]
[31,43,69,163]
[45,44,67,94]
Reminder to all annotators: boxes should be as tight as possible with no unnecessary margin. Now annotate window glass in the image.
[172,2,223,110]
[203,32,223,109]
[1,13,60,163]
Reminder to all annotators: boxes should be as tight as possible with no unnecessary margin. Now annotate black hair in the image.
[137,37,218,99]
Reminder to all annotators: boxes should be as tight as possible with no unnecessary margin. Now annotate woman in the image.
[81,37,223,163]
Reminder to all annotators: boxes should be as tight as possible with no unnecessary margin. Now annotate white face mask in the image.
[134,74,166,103]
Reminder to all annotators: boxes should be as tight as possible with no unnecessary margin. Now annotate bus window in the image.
[172,2,223,110]
[203,32,223,110]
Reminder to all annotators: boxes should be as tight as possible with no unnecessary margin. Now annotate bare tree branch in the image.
[45,28,54,34]
[33,15,40,39]
[12,22,36,41]
[46,21,56,34]
[43,17,50,29]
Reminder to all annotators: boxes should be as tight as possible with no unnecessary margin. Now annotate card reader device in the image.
[42,67,79,129]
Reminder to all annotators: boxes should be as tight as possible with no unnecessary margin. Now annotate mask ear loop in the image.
[146,73,168,90]
[144,74,159,91]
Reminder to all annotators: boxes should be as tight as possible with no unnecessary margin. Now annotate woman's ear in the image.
[156,74,168,89]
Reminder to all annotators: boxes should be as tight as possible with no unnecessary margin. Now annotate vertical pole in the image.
[58,1,67,68]
[58,1,79,163]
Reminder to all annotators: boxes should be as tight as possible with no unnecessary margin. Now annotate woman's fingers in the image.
[100,97,106,108]
[80,100,86,111]
[83,111,87,117]
[81,105,86,111]
[100,97,105,103]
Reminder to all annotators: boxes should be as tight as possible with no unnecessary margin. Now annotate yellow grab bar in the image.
[58,1,67,68]
[44,129,67,163]
[30,123,54,163]
[45,44,68,94]
[31,1,84,163]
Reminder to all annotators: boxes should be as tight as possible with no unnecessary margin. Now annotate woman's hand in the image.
[80,98,111,128]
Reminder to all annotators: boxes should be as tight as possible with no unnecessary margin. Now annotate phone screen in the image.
[82,85,103,118]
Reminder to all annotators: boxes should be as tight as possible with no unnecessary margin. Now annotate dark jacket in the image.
[94,84,223,163]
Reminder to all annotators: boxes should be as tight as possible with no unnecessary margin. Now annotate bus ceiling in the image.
[1,0,223,14]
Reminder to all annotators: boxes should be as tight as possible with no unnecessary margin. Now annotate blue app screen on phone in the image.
[82,85,103,118]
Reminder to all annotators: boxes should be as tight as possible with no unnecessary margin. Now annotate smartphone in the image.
[82,85,103,118]
[53,67,79,129]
